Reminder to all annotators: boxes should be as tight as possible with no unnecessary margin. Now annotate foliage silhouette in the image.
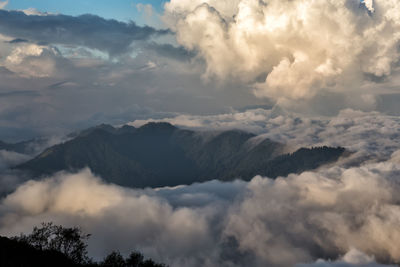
[3,222,167,267]
[14,222,91,264]
[100,250,166,267]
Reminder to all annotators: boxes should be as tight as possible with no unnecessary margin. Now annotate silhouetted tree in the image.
[141,259,166,267]
[126,251,144,267]
[98,250,167,267]
[9,222,167,267]
[14,222,90,264]
[101,251,126,267]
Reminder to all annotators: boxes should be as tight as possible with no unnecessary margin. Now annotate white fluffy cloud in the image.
[224,155,400,266]
[21,8,57,16]
[0,169,218,266]
[164,0,400,101]
[1,43,57,77]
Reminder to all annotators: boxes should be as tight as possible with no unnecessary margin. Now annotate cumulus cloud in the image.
[1,153,400,266]
[362,0,375,13]
[2,43,58,77]
[164,0,400,101]
[223,156,400,266]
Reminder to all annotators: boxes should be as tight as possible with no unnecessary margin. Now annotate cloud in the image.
[0,134,70,196]
[0,10,168,56]
[0,150,32,196]
[164,0,400,101]
[362,0,375,13]
[3,43,58,77]
[0,37,261,141]
[296,248,395,267]
[0,169,217,266]
[1,152,400,266]
[130,108,400,165]
[1,2,400,142]
[0,150,30,170]
[21,8,57,16]
[223,155,400,266]
[136,3,154,19]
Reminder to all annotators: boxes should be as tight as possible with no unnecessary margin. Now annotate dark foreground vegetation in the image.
[0,223,166,267]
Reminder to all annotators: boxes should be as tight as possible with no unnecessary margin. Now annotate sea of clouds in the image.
[0,108,399,267]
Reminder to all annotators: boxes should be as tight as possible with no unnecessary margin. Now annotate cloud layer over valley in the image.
[131,108,400,166]
[0,108,399,267]
[1,155,400,267]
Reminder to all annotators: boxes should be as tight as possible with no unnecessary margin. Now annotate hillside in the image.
[16,123,345,188]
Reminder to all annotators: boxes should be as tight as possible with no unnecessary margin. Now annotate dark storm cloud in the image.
[0,10,169,55]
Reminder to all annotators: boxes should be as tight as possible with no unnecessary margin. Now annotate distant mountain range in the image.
[12,122,346,188]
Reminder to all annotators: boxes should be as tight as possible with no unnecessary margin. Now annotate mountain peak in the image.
[93,123,115,131]
[117,125,136,134]
[75,124,116,138]
[138,122,177,133]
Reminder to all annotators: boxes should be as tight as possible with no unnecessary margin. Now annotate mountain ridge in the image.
[15,122,346,188]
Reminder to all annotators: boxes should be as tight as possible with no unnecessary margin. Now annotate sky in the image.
[0,0,399,141]
[1,1,400,266]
